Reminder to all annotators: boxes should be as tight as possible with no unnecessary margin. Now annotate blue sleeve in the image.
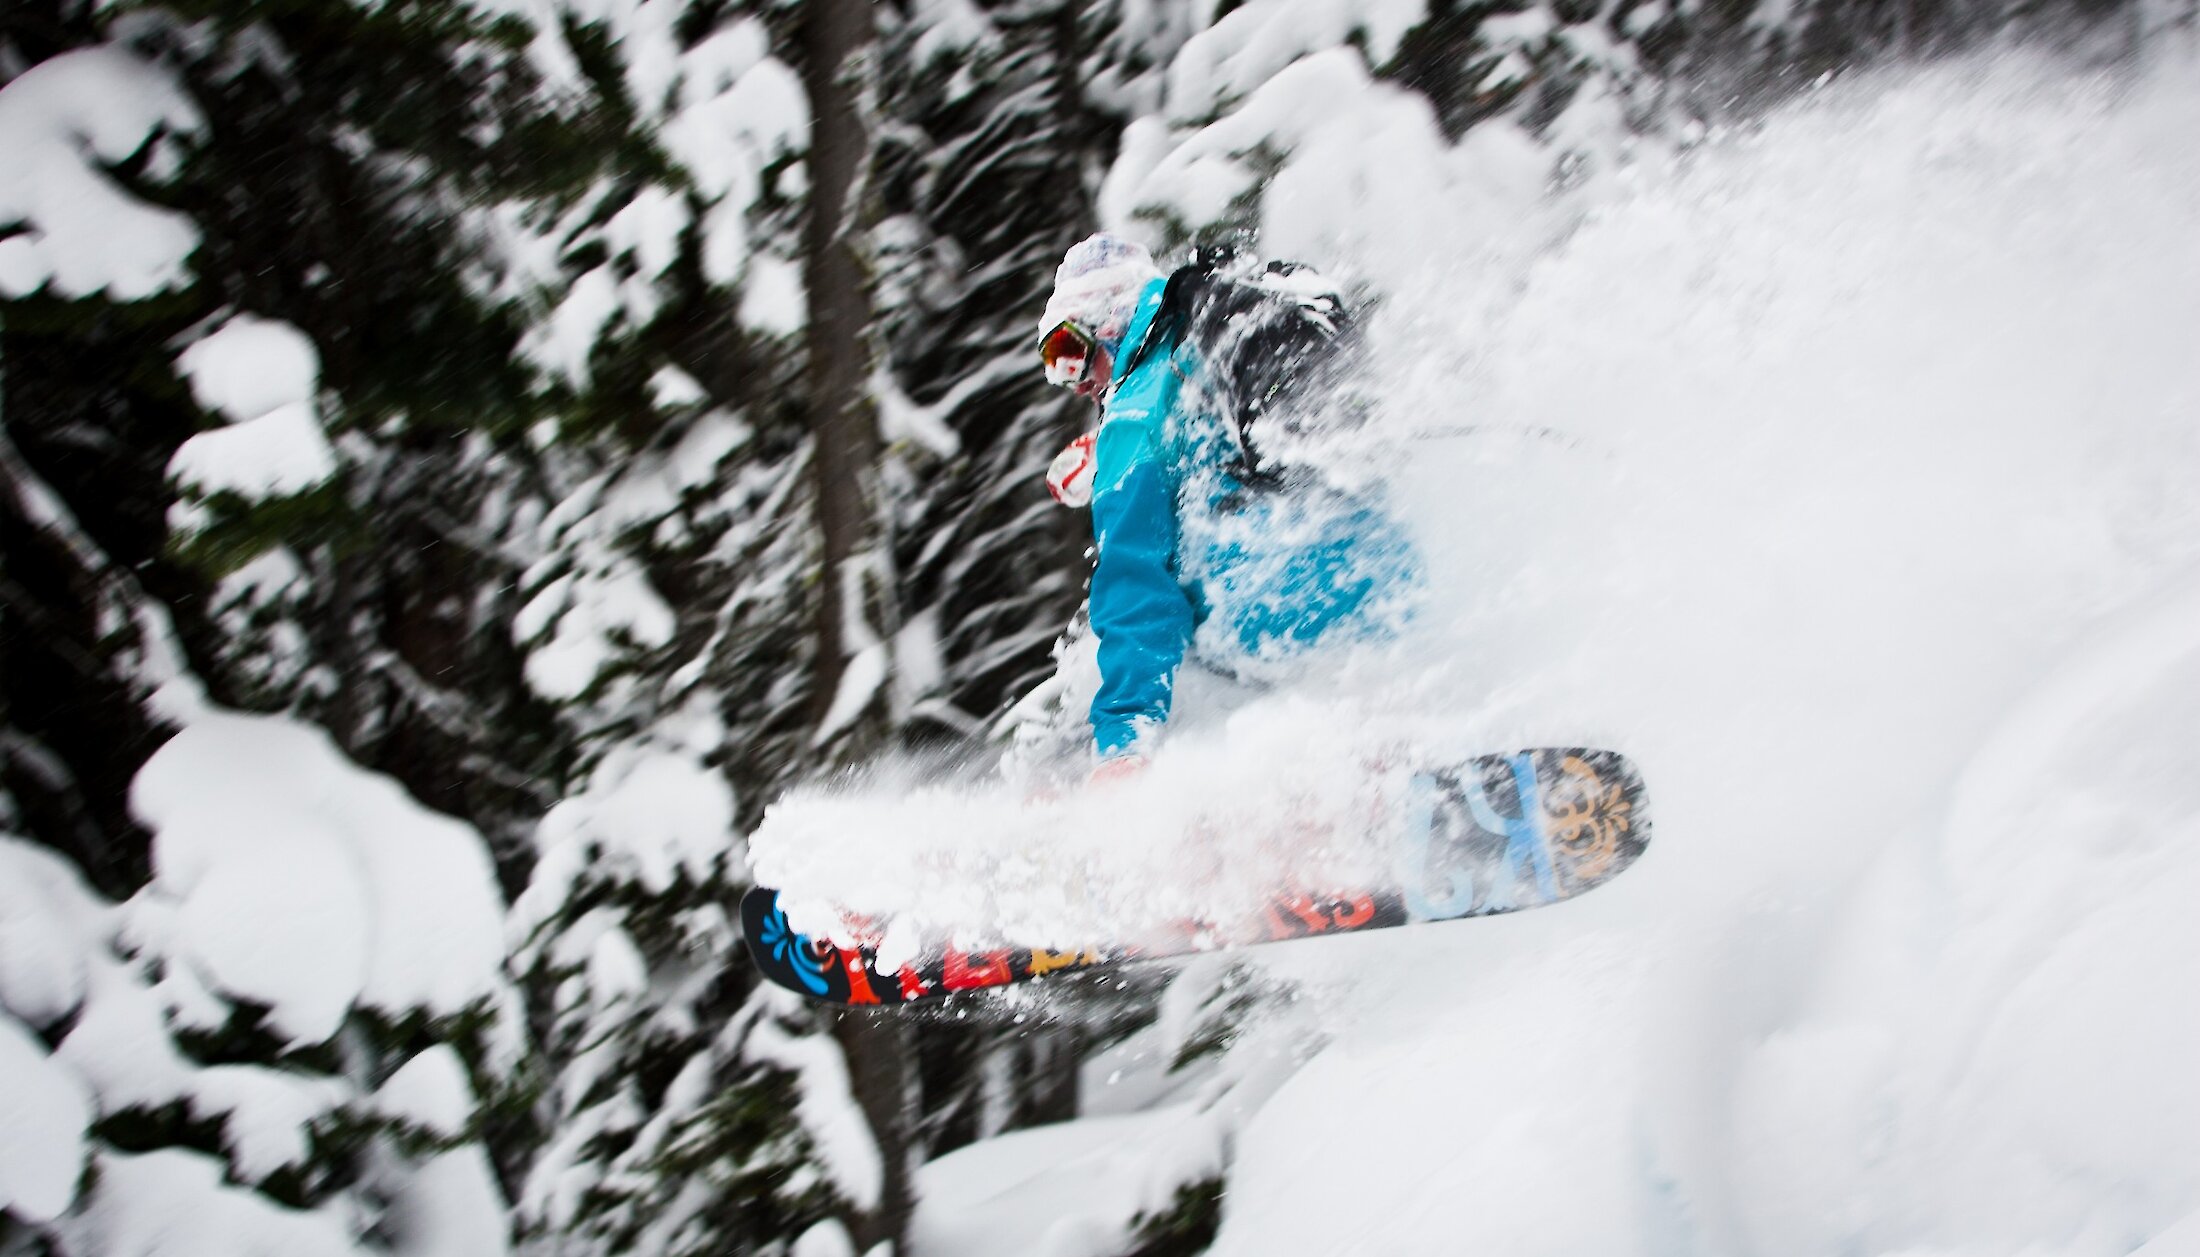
[1087,414,1194,757]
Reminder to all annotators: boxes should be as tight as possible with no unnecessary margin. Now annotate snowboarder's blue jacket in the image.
[1087,276,1422,757]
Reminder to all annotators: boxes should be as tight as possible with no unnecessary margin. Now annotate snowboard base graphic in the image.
[741,748,1649,1006]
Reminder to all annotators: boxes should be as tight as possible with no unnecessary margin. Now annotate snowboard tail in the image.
[741,748,1648,1006]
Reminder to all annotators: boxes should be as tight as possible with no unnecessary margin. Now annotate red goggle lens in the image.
[1038,322,1097,385]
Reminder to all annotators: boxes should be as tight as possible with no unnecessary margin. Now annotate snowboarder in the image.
[1035,233,1423,782]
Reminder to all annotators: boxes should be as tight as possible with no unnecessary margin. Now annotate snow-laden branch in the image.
[0,46,204,299]
[871,350,1034,460]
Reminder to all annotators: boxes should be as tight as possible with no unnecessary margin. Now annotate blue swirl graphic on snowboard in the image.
[756,901,830,995]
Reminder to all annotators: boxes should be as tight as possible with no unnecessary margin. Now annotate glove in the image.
[1047,431,1098,508]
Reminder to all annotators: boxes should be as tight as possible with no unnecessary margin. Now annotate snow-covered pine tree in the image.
[0,0,603,1244]
[0,14,545,1250]
[0,2,771,1253]
[485,3,913,1254]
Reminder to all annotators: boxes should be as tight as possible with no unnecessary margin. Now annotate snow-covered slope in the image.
[1210,50,2200,1257]
[906,46,2200,1257]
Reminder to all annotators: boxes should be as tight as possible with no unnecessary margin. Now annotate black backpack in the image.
[1122,243,1360,484]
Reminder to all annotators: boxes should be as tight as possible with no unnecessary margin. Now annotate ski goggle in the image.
[1038,320,1098,388]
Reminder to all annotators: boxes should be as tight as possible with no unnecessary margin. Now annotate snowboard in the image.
[741,747,1649,1006]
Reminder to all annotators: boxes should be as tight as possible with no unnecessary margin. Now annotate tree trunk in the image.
[832,1010,916,1254]
[802,0,886,745]
[799,5,913,1251]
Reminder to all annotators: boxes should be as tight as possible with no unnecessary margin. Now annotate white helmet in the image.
[1037,232,1161,346]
